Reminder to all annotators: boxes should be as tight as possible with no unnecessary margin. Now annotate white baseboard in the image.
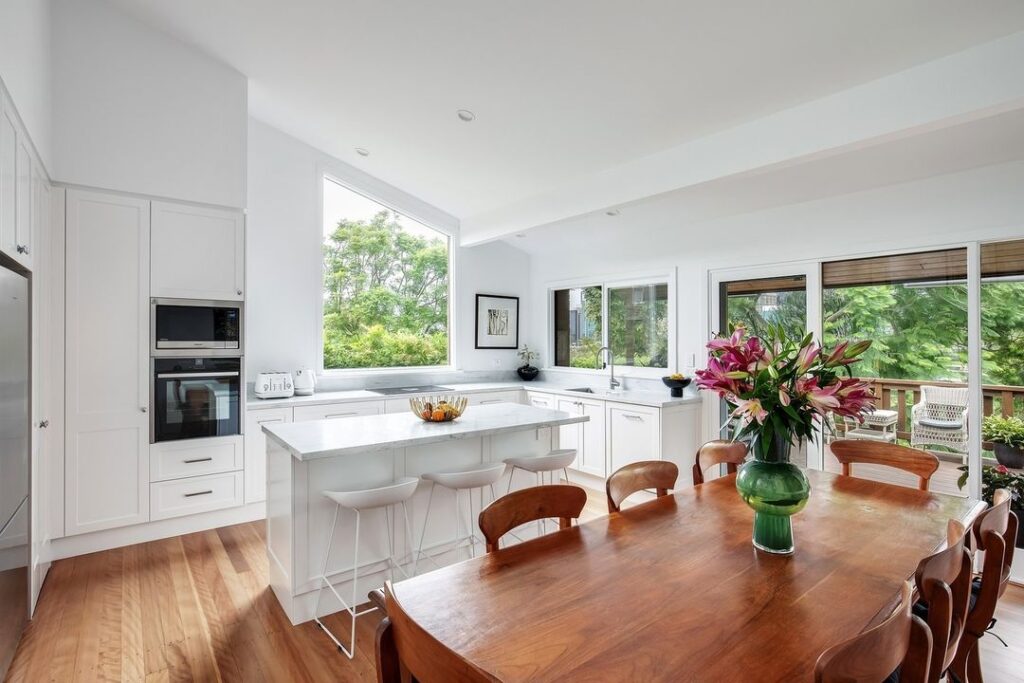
[48,502,266,561]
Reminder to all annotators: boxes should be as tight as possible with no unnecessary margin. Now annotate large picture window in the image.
[552,278,671,370]
[322,176,450,370]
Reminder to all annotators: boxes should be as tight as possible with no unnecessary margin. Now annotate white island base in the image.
[263,403,588,625]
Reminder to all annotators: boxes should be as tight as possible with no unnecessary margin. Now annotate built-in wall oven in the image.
[152,357,242,443]
[151,298,242,356]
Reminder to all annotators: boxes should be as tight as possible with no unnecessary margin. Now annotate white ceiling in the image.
[109,0,1024,224]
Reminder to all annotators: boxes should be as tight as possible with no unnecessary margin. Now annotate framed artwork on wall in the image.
[475,294,520,349]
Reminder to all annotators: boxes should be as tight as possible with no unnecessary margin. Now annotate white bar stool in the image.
[314,476,419,658]
[503,449,578,538]
[416,462,507,566]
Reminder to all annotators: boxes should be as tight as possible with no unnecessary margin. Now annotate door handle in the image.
[623,413,644,421]
[140,407,147,413]
[38,419,49,428]
[183,457,213,464]
[184,490,214,498]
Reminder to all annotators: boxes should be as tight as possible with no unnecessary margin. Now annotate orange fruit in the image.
[431,409,446,421]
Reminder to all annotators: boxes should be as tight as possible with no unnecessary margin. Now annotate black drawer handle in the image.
[184,490,214,498]
[183,457,214,464]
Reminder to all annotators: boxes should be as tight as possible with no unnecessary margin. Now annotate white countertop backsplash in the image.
[247,369,700,410]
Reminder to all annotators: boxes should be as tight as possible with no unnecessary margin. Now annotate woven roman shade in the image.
[722,275,806,296]
[981,239,1024,278]
[822,248,967,288]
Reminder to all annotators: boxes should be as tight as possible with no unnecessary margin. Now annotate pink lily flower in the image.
[732,398,768,425]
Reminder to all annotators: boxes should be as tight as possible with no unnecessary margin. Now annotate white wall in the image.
[525,160,1024,381]
[51,0,247,208]
[246,118,530,382]
[0,0,51,171]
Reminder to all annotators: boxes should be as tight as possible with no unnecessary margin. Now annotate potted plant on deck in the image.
[958,463,1024,549]
[516,345,540,381]
[695,325,874,555]
[982,415,1024,469]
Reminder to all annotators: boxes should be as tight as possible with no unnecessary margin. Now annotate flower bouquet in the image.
[695,325,874,554]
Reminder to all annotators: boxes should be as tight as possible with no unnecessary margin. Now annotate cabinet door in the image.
[13,136,31,267]
[293,401,384,421]
[0,101,15,260]
[579,399,607,477]
[245,408,292,504]
[555,397,582,459]
[65,189,151,536]
[608,403,661,473]
[150,201,244,300]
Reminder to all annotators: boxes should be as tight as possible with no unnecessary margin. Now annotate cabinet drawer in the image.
[293,400,383,421]
[608,403,661,473]
[526,392,554,409]
[150,471,244,521]
[150,436,243,482]
[468,390,522,406]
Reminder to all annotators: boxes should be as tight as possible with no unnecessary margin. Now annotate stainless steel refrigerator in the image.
[0,256,29,678]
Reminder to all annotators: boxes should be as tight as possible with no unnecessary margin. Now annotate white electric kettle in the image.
[293,367,317,396]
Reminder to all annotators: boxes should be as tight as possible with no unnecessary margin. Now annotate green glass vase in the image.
[735,430,810,555]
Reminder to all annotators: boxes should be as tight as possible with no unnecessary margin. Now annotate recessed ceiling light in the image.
[457,109,475,122]
[605,209,620,217]
[355,147,369,157]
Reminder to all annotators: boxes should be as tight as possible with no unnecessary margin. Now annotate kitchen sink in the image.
[567,387,596,393]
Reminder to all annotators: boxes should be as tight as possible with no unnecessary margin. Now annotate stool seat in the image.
[422,462,506,490]
[504,449,577,473]
[324,477,419,510]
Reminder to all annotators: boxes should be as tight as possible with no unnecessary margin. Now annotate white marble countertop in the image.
[247,380,700,410]
[262,403,589,461]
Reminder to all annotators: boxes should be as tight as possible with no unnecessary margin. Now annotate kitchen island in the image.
[262,402,588,624]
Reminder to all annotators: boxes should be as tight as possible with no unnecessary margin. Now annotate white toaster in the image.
[255,372,294,399]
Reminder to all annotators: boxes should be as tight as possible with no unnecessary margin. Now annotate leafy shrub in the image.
[982,415,1024,448]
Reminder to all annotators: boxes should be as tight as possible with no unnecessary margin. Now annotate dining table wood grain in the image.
[387,470,986,682]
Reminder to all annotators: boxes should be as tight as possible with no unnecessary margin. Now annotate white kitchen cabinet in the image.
[557,397,606,477]
[245,407,291,504]
[607,402,661,473]
[150,470,244,521]
[150,435,244,483]
[0,99,16,263]
[65,189,151,536]
[525,391,554,409]
[150,201,245,301]
[13,136,32,268]
[467,390,522,406]
[294,401,384,421]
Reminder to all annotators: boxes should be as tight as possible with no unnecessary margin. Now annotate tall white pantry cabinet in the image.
[59,188,248,545]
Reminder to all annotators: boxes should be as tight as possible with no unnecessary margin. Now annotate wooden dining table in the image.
[386,470,986,682]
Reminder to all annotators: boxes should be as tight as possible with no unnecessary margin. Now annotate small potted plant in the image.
[982,415,1024,469]
[516,345,540,381]
[958,463,1024,549]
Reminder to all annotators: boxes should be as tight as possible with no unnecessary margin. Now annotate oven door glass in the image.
[153,359,241,442]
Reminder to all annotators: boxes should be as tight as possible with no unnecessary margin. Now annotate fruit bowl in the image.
[661,375,692,397]
[409,395,468,422]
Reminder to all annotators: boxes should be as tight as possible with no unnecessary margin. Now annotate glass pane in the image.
[719,275,808,468]
[322,177,450,369]
[980,239,1024,502]
[553,286,602,368]
[822,250,969,496]
[607,283,668,368]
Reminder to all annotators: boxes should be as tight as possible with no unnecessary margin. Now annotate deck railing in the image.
[860,377,1024,441]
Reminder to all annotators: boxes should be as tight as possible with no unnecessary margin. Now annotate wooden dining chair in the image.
[814,581,932,683]
[606,460,679,512]
[383,582,497,683]
[691,439,748,485]
[477,484,587,553]
[912,519,973,683]
[950,488,1019,683]
[829,440,940,491]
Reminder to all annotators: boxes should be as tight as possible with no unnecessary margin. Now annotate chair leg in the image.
[349,508,361,657]
[313,504,340,637]
[401,501,416,577]
[506,465,518,494]
[415,483,438,570]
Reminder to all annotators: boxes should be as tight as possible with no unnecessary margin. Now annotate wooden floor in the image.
[7,506,1024,682]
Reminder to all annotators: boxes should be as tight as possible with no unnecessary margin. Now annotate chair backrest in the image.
[478,485,587,553]
[692,440,748,486]
[920,385,969,411]
[384,582,497,683]
[815,581,932,683]
[830,440,940,491]
[968,489,1019,634]
[606,460,679,512]
[914,519,972,682]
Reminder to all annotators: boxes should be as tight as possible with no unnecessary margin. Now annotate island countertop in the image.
[262,402,589,461]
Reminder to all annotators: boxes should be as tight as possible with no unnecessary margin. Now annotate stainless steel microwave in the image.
[151,298,243,357]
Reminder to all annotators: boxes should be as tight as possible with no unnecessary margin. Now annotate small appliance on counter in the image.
[293,367,316,396]
[255,371,294,399]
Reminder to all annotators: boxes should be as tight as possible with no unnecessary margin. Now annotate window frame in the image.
[316,163,457,376]
[546,270,677,379]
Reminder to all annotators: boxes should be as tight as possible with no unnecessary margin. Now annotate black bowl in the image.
[662,376,692,397]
